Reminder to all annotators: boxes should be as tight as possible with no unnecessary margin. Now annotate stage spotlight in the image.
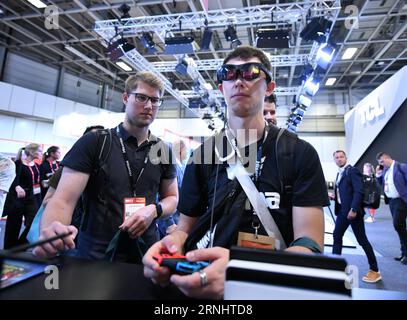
[293,107,306,118]
[200,27,213,51]
[298,94,312,109]
[118,3,131,19]
[299,63,314,83]
[175,58,189,76]
[287,123,298,133]
[105,37,135,61]
[164,35,195,55]
[316,43,336,69]
[304,76,320,96]
[255,28,290,49]
[300,17,332,43]
[140,32,157,54]
[224,25,242,49]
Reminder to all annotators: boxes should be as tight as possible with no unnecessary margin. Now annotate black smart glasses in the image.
[216,62,272,84]
[128,92,164,107]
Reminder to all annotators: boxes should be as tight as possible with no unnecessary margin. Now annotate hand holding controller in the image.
[153,252,209,275]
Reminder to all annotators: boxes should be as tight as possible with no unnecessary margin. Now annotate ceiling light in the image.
[255,28,290,49]
[224,25,242,49]
[26,0,47,9]
[325,78,337,86]
[116,61,132,72]
[140,32,157,54]
[342,47,358,60]
[203,83,213,90]
[164,35,195,55]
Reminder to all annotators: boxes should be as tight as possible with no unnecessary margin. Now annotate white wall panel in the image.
[54,97,75,118]
[74,103,91,114]
[12,118,37,141]
[9,86,35,115]
[0,82,13,111]
[34,121,54,145]
[33,92,56,119]
[0,114,15,140]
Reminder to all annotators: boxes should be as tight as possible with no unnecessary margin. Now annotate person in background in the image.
[0,154,16,216]
[376,152,407,264]
[263,93,277,126]
[40,146,61,199]
[3,143,43,248]
[363,163,377,223]
[156,139,189,238]
[330,150,381,283]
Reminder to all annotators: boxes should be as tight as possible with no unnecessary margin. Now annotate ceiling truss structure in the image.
[0,0,405,115]
[94,1,341,114]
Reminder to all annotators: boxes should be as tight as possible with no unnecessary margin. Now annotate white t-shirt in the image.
[0,154,16,215]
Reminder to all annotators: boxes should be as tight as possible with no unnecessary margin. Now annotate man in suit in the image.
[330,150,381,283]
[376,152,407,264]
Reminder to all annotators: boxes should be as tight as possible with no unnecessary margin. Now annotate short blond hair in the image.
[125,71,165,96]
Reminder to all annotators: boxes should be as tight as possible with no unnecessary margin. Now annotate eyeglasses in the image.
[128,92,164,107]
[216,62,272,84]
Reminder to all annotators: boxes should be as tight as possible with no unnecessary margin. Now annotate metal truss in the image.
[94,1,341,115]
[180,86,300,99]
[152,54,310,72]
[94,1,341,41]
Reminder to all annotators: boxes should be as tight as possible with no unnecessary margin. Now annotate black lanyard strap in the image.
[116,126,151,197]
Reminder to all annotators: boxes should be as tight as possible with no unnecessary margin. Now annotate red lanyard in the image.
[27,164,40,185]
[48,160,59,174]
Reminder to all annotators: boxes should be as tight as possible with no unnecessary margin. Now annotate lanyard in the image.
[48,160,59,174]
[27,163,40,186]
[116,126,150,197]
[224,124,268,184]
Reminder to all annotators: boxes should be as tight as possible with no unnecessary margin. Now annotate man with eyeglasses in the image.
[34,72,178,262]
[143,46,329,299]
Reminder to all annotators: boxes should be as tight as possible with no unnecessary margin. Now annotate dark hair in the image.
[264,93,277,105]
[83,125,105,136]
[333,150,346,157]
[223,45,271,72]
[43,145,60,161]
[376,152,390,160]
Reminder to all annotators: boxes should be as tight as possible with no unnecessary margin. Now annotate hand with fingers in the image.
[32,221,78,258]
[170,247,229,300]
[120,204,156,239]
[142,232,187,287]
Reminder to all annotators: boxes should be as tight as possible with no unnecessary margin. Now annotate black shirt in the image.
[178,127,330,250]
[61,123,177,261]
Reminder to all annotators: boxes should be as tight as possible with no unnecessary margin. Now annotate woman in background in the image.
[3,143,43,248]
[40,146,61,198]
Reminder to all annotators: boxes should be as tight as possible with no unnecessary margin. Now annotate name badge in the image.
[123,197,145,222]
[33,184,41,195]
[237,231,275,250]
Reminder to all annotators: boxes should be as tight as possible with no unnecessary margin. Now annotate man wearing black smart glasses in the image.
[34,72,178,262]
[143,46,329,299]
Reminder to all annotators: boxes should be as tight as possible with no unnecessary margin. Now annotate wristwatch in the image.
[155,202,163,219]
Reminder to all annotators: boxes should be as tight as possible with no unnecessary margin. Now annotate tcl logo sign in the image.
[358,96,385,125]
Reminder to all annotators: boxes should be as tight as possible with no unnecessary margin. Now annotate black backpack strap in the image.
[275,128,298,198]
[96,128,112,169]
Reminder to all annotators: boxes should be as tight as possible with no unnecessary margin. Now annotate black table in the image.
[1,256,185,300]
[1,256,406,300]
